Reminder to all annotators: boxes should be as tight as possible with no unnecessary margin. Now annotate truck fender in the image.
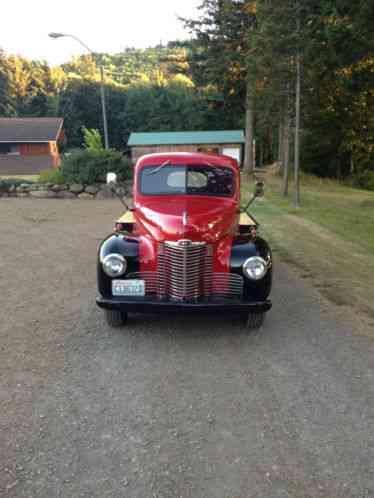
[97,234,139,297]
[230,236,273,301]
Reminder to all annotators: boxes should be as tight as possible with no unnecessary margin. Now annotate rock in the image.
[6,481,18,491]
[1,192,9,198]
[115,186,127,197]
[207,414,215,424]
[17,193,29,198]
[51,184,69,192]
[8,185,16,193]
[16,185,30,193]
[96,185,114,199]
[56,191,76,199]
[29,184,40,191]
[69,184,84,194]
[29,190,56,199]
[85,185,99,195]
[78,192,94,200]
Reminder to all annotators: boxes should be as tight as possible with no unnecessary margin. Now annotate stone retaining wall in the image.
[0,182,130,200]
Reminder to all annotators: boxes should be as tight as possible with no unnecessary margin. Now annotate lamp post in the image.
[49,32,109,149]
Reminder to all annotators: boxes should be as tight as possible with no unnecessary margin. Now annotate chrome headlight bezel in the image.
[242,256,269,281]
[102,253,127,278]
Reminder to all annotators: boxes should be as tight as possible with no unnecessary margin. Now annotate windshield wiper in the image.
[145,160,171,176]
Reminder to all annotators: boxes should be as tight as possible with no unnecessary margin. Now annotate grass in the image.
[0,175,38,182]
[243,171,374,320]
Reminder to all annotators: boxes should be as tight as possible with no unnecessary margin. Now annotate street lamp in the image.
[49,32,109,149]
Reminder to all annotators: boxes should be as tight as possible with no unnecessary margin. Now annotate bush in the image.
[0,178,34,191]
[354,170,374,191]
[61,149,132,185]
[82,127,103,151]
[38,168,66,184]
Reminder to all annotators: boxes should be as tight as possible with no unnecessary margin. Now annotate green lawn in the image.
[0,175,39,182]
[243,173,374,320]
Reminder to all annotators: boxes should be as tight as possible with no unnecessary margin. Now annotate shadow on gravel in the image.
[92,309,279,341]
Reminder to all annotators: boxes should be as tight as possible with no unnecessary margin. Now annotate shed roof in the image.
[128,130,245,146]
[0,118,64,143]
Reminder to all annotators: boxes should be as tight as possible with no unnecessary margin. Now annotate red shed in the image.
[0,117,64,175]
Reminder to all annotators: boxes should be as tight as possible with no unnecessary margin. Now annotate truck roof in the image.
[136,152,239,170]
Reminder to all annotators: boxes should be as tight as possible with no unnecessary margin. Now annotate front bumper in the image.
[96,296,272,314]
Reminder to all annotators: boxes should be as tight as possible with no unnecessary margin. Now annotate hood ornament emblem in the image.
[178,239,192,247]
[182,211,189,227]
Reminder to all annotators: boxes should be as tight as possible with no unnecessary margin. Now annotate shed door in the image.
[222,147,241,163]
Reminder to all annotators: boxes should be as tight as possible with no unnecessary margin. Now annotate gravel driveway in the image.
[1,199,373,498]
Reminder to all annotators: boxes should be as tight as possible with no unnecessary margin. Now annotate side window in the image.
[167,171,185,188]
[188,171,208,188]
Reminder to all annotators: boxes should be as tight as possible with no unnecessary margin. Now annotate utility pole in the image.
[49,32,109,149]
[100,66,109,149]
[243,76,255,174]
[282,98,291,197]
[293,3,301,207]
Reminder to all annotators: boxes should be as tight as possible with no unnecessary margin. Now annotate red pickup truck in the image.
[96,152,272,330]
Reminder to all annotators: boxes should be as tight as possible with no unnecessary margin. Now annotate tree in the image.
[0,49,16,115]
[293,0,302,207]
[182,0,257,172]
[82,127,103,150]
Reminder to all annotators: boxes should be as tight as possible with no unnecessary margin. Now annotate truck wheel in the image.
[105,309,128,328]
[246,312,265,330]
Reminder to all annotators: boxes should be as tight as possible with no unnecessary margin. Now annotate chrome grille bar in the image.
[128,243,244,301]
[158,240,210,300]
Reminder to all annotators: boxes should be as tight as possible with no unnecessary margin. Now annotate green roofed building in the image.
[127,130,245,164]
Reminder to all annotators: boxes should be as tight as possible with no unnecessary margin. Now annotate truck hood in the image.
[135,197,238,243]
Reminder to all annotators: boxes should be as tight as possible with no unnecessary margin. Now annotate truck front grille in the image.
[126,239,244,301]
[158,240,212,300]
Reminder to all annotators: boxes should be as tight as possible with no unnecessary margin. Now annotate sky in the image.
[1,0,201,65]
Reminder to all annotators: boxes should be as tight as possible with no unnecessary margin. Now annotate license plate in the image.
[112,280,145,297]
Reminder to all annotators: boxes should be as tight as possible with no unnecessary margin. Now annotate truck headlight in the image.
[243,256,268,280]
[102,254,127,277]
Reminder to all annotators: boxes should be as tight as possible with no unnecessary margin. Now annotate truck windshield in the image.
[140,165,235,197]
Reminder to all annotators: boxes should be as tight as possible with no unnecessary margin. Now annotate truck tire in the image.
[246,312,265,330]
[105,309,128,327]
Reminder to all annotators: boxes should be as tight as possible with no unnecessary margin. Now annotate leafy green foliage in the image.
[0,178,34,190]
[354,170,374,191]
[82,127,103,150]
[1,3,373,182]
[181,1,256,129]
[38,168,66,184]
[61,149,132,184]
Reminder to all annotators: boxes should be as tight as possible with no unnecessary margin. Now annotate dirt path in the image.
[1,199,374,498]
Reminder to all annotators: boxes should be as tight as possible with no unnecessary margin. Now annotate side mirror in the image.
[106,172,117,185]
[241,179,265,214]
[254,181,264,198]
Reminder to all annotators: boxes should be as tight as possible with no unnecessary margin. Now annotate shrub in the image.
[82,127,103,151]
[61,149,132,185]
[38,168,66,184]
[0,178,34,191]
[354,170,374,191]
